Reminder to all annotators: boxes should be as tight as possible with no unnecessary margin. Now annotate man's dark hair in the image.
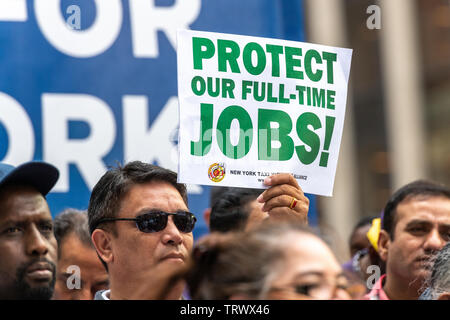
[54,209,92,257]
[210,186,229,208]
[382,180,450,238]
[209,188,262,232]
[88,161,188,235]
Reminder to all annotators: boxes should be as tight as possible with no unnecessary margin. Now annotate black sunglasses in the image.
[96,210,197,233]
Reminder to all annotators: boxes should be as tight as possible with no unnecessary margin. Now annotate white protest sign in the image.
[177,30,352,196]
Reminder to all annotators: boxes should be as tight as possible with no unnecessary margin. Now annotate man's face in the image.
[109,181,193,281]
[0,186,58,299]
[54,233,109,300]
[384,196,450,289]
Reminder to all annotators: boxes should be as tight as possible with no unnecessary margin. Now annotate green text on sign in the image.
[192,37,337,84]
[190,103,336,167]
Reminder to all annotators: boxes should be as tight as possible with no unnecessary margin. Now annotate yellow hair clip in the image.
[367,218,381,252]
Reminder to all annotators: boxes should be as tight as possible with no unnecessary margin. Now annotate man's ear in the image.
[438,292,450,300]
[377,229,390,263]
[92,229,114,264]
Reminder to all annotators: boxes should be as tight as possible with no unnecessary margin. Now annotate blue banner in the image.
[0,0,316,238]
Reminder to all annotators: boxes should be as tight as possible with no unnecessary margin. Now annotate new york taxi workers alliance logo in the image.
[208,163,226,182]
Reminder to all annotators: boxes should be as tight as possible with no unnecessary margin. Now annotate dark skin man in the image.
[0,185,58,299]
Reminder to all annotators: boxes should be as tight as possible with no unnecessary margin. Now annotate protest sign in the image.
[177,30,352,196]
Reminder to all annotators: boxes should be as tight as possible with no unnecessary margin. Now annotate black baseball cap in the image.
[0,161,59,196]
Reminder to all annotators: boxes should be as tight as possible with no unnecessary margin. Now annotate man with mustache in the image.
[365,180,450,300]
[0,162,59,300]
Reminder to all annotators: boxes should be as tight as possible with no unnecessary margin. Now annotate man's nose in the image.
[423,228,445,252]
[161,216,183,246]
[25,224,49,256]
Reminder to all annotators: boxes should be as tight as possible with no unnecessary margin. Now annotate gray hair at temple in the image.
[428,242,450,300]
[53,209,93,256]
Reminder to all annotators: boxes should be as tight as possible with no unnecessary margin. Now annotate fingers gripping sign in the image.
[257,173,309,225]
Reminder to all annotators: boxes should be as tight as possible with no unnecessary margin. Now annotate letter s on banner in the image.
[34,0,123,58]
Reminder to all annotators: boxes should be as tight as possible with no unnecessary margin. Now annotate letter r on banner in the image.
[42,94,116,192]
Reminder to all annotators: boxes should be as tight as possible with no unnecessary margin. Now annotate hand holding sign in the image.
[257,173,309,225]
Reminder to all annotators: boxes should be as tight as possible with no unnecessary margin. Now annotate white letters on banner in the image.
[0,1,204,194]
[34,0,123,58]
[0,92,202,194]
[129,0,201,58]
[0,0,201,58]
[0,0,27,21]
[0,93,35,164]
[43,94,117,192]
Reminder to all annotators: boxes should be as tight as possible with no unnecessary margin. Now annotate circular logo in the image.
[208,163,226,182]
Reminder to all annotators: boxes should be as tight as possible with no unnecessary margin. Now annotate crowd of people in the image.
[0,160,449,300]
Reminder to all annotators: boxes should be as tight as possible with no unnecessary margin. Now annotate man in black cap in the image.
[0,161,59,299]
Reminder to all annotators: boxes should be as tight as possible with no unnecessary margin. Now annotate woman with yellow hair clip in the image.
[342,215,386,298]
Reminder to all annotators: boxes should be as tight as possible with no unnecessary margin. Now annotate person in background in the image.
[210,174,309,232]
[0,161,59,300]
[349,216,377,257]
[363,216,386,282]
[160,221,351,300]
[202,186,229,228]
[53,209,109,300]
[209,188,264,232]
[342,215,386,298]
[342,216,376,275]
[365,180,450,300]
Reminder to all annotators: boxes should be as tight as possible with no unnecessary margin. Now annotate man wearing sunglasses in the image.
[88,161,194,300]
